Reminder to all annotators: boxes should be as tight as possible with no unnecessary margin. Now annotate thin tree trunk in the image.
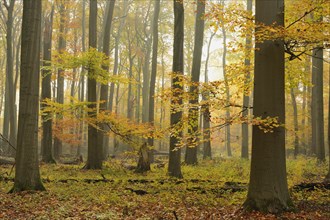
[98,0,115,160]
[77,0,87,157]
[148,0,160,157]
[54,2,66,160]
[202,31,215,159]
[41,5,56,163]
[5,0,17,156]
[241,0,252,159]
[290,87,299,158]
[220,1,231,157]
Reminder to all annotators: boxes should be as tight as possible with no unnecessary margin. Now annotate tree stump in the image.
[135,142,150,173]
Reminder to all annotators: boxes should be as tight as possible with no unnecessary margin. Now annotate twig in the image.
[0,133,16,151]
[286,6,320,29]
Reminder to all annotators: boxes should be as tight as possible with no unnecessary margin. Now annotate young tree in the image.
[185,0,205,165]
[85,0,102,169]
[168,0,184,178]
[241,0,252,159]
[326,65,330,182]
[202,31,216,159]
[10,0,45,192]
[41,5,56,163]
[243,0,292,213]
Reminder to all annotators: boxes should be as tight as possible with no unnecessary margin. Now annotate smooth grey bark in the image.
[54,2,66,160]
[4,0,17,156]
[77,0,87,157]
[290,87,299,157]
[326,63,330,182]
[148,0,160,151]
[109,0,127,112]
[202,31,215,159]
[10,0,45,192]
[98,0,115,159]
[2,79,9,153]
[243,0,292,213]
[85,0,102,169]
[168,0,184,178]
[241,0,252,159]
[185,0,205,165]
[312,47,325,162]
[141,3,152,124]
[41,5,55,163]
[219,0,231,157]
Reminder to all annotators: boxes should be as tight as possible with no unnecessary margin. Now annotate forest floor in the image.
[0,157,329,219]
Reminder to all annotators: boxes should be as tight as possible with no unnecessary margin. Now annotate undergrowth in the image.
[0,157,328,219]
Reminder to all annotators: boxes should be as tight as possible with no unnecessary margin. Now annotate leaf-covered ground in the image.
[0,157,329,219]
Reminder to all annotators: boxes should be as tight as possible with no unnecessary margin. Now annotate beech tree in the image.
[168,0,184,178]
[41,4,56,163]
[148,0,161,154]
[85,0,102,169]
[10,0,44,192]
[185,0,205,165]
[243,0,292,213]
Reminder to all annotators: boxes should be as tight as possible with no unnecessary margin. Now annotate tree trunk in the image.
[148,0,161,157]
[243,0,292,213]
[220,1,231,157]
[135,142,150,173]
[185,0,205,165]
[41,5,56,163]
[54,2,67,160]
[168,0,184,178]
[85,0,102,169]
[312,47,325,162]
[98,0,115,160]
[326,63,330,182]
[241,0,252,159]
[202,31,215,159]
[10,0,45,192]
[5,0,17,157]
[77,0,87,157]
[290,87,299,158]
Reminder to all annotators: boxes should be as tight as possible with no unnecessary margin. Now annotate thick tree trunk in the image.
[185,0,205,165]
[168,0,184,178]
[243,0,292,213]
[312,47,325,162]
[10,0,45,192]
[41,6,56,163]
[85,0,102,169]
[241,0,252,159]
